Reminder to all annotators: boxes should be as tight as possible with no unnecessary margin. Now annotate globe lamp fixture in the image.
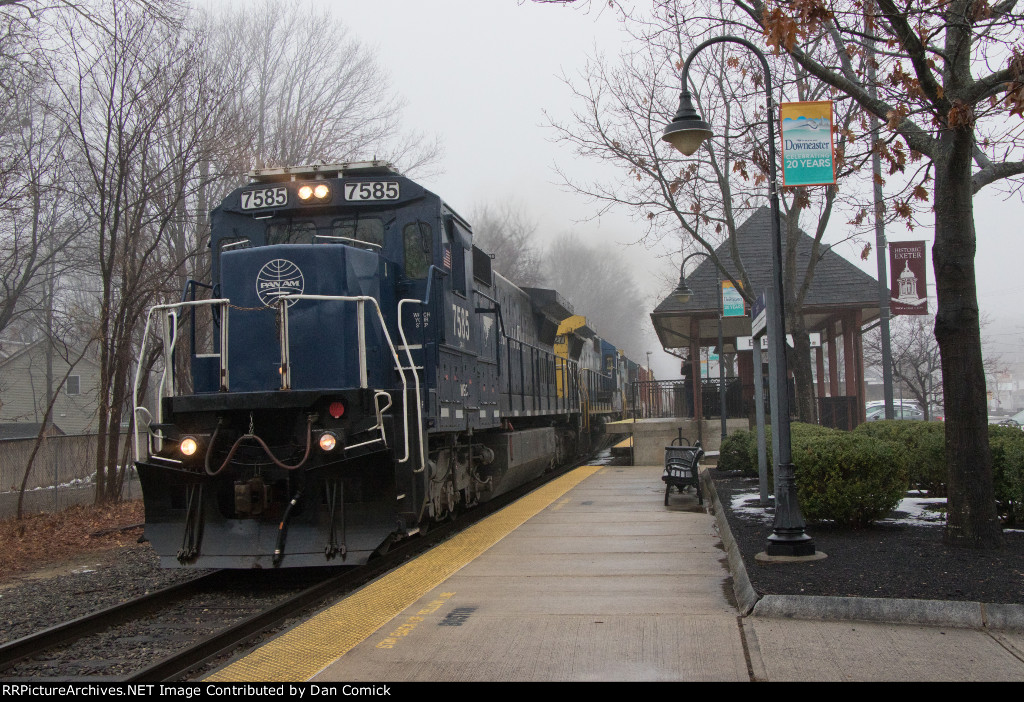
[662,90,713,156]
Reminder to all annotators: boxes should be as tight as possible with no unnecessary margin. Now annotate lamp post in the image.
[663,36,814,557]
[672,252,727,443]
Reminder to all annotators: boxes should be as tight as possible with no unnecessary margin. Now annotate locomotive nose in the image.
[219,244,387,393]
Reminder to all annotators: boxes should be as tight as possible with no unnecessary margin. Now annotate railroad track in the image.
[0,446,618,681]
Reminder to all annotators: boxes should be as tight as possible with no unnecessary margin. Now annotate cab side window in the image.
[403,222,432,279]
[444,218,471,296]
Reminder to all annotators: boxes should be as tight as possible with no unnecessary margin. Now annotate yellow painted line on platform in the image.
[205,465,602,682]
[613,436,633,448]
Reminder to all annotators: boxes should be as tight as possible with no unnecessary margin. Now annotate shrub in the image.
[718,429,754,474]
[854,420,946,496]
[719,422,838,480]
[989,425,1024,525]
[792,432,909,528]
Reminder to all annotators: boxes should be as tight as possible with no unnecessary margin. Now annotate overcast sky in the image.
[323,2,1023,375]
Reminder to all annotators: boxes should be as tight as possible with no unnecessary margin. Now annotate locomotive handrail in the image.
[278,293,411,464]
[397,264,445,476]
[133,298,231,462]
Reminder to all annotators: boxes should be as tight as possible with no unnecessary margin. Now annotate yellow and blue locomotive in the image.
[133,162,637,568]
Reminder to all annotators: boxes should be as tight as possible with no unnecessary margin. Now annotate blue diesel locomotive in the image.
[132,162,637,568]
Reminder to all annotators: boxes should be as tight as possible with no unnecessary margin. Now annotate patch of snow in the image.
[729,491,774,524]
[729,489,947,527]
[889,496,946,526]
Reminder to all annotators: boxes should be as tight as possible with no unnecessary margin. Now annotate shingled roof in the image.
[651,206,881,350]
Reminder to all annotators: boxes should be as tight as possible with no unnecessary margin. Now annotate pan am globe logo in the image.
[256,259,305,307]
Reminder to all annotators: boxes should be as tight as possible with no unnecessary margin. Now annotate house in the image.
[0,340,101,435]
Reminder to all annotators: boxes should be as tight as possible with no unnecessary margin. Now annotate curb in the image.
[701,469,760,615]
[702,470,1024,632]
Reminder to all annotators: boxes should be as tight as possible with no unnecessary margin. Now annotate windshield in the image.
[263,216,386,248]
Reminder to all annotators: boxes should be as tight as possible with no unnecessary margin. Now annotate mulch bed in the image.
[710,468,1024,605]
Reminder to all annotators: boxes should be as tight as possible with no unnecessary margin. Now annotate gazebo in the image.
[650,207,882,431]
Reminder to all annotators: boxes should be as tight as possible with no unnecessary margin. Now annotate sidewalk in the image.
[704,472,1024,681]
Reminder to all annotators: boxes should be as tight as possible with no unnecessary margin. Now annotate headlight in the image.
[180,436,198,456]
[319,432,338,452]
[313,183,330,199]
[298,185,313,200]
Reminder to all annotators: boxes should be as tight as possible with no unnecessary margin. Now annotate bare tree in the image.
[203,0,441,186]
[469,203,546,288]
[549,2,871,422]
[866,314,1004,422]
[0,69,86,342]
[542,234,649,362]
[45,0,223,502]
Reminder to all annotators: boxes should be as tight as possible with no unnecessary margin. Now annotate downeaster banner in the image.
[889,241,928,315]
[779,101,836,187]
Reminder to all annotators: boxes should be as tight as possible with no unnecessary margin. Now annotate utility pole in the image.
[867,4,895,420]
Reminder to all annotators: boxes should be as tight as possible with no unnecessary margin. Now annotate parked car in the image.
[866,404,925,421]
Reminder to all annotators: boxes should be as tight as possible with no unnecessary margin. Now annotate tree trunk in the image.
[787,315,816,424]
[933,128,1002,549]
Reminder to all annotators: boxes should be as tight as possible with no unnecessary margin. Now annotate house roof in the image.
[0,338,98,371]
[651,206,882,350]
[0,422,66,441]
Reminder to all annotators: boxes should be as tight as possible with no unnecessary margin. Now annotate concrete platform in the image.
[204,462,1024,682]
[208,464,749,682]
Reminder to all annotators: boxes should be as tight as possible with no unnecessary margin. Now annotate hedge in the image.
[854,420,946,496]
[790,432,909,527]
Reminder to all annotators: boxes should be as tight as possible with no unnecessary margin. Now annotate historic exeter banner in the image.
[779,101,836,187]
[889,241,928,315]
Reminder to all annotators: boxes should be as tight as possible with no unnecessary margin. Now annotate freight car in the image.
[132,161,644,568]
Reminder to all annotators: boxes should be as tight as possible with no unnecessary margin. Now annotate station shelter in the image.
[649,207,882,432]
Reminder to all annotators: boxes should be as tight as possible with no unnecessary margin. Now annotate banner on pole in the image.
[780,101,836,187]
[721,280,746,317]
[889,241,928,315]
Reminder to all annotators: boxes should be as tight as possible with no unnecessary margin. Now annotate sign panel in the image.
[721,280,746,317]
[751,292,767,338]
[738,333,819,351]
[780,101,836,187]
[889,241,928,315]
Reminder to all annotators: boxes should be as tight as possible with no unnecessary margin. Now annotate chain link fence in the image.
[0,433,138,517]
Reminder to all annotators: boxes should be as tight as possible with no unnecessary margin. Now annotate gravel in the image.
[711,468,1024,604]
[0,545,208,646]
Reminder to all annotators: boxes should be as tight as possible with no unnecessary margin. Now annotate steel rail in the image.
[0,571,227,672]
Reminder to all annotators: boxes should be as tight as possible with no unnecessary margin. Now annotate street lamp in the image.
[673,252,727,442]
[663,36,815,557]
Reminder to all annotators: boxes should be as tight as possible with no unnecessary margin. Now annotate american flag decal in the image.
[442,245,452,269]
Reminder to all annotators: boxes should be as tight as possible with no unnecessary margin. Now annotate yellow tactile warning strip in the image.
[613,436,633,448]
[205,465,603,682]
